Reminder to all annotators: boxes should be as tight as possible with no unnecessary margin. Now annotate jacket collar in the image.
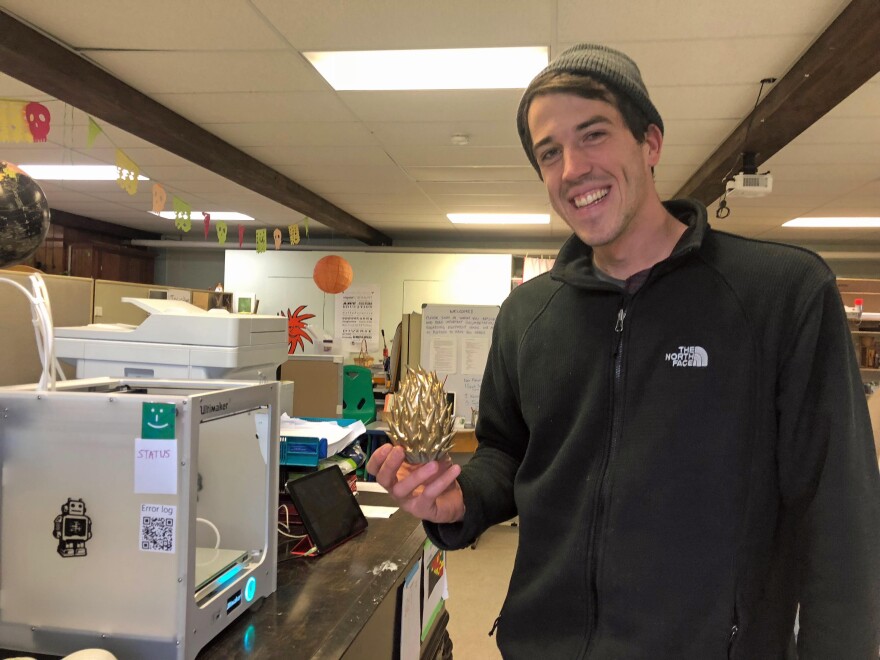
[550,197,708,290]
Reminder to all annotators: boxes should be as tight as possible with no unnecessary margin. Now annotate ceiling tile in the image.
[203,122,379,148]
[556,0,847,41]
[1,1,285,50]
[405,166,539,183]
[86,50,327,95]
[150,91,359,124]
[253,0,556,50]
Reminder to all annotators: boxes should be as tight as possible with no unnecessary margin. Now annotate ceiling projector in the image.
[725,171,773,198]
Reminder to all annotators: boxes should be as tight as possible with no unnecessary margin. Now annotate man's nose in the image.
[562,147,592,182]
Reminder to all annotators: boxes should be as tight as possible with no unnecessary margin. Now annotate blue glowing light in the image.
[217,564,242,587]
[243,624,256,652]
[244,576,257,602]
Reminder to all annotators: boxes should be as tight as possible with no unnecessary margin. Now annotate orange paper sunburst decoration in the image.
[284,305,316,354]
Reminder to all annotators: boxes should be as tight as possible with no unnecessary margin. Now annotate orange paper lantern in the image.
[313,255,353,294]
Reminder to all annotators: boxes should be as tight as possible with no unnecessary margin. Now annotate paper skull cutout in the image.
[288,224,300,245]
[24,102,50,142]
[203,212,211,239]
[256,228,267,253]
[216,221,228,244]
[172,196,191,232]
[151,184,166,213]
[273,228,282,250]
[238,224,245,247]
[115,150,139,195]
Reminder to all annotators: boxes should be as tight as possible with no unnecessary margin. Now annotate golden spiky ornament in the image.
[386,367,455,463]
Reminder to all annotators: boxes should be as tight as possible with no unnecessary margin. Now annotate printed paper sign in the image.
[335,285,380,352]
[139,504,176,553]
[134,438,178,494]
[401,559,422,659]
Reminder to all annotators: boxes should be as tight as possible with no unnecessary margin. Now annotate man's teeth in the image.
[573,188,609,208]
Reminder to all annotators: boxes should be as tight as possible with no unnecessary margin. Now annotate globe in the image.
[0,161,51,268]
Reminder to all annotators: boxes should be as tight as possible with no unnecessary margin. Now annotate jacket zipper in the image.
[582,300,629,658]
[727,624,739,657]
[727,606,739,658]
[488,615,500,637]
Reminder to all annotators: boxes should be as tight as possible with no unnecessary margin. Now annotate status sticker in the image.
[142,403,176,439]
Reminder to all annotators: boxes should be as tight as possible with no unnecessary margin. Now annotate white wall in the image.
[225,250,512,356]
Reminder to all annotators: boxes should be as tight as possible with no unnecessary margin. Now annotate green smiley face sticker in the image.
[142,403,176,439]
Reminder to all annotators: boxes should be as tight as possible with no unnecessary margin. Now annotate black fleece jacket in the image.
[425,199,880,659]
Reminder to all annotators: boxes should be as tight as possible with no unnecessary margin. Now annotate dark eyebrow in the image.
[532,114,613,153]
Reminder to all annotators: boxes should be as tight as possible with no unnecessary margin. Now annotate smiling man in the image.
[368,44,880,659]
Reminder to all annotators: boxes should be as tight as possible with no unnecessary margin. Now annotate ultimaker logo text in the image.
[665,346,709,367]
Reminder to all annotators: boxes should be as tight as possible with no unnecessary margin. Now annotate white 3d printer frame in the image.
[0,377,280,660]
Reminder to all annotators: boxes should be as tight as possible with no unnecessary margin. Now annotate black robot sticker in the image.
[53,498,92,557]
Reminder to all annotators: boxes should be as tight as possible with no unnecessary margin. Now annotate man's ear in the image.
[643,123,663,168]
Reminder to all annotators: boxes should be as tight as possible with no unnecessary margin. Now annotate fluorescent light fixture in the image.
[448,213,550,225]
[303,47,549,90]
[18,164,149,181]
[783,217,880,228]
[149,211,254,221]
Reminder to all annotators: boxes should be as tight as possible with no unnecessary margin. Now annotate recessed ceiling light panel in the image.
[18,164,149,181]
[783,217,880,228]
[149,211,254,221]
[304,47,549,90]
[447,213,550,225]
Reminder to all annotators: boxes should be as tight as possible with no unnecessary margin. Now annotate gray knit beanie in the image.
[517,43,663,173]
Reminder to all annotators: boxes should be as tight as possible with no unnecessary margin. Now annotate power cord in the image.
[277,504,308,540]
[717,77,777,220]
[0,272,65,390]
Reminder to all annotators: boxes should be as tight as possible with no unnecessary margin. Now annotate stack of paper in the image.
[279,415,366,457]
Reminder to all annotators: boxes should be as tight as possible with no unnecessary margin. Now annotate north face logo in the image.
[665,346,708,367]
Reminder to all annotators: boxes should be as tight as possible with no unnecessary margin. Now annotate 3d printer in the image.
[0,377,280,660]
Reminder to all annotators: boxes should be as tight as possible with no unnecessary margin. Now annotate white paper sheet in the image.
[355,481,388,493]
[134,438,177,494]
[360,505,398,518]
[401,559,422,660]
[279,415,366,456]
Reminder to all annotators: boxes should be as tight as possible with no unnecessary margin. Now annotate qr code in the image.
[141,515,174,552]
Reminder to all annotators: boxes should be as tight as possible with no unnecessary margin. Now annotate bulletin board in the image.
[419,304,499,418]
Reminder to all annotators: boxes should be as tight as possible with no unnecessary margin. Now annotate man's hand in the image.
[367,443,465,524]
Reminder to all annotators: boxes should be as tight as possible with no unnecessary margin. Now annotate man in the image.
[368,44,880,658]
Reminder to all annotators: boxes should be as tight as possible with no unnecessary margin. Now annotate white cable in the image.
[277,505,308,539]
[29,274,57,390]
[0,276,52,390]
[196,517,221,550]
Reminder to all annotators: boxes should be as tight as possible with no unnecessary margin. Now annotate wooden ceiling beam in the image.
[0,10,392,246]
[674,0,880,206]
[50,209,160,241]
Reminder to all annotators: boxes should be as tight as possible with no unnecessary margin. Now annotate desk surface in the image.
[198,492,434,659]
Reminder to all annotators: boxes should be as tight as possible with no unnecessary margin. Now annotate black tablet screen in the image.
[285,467,368,553]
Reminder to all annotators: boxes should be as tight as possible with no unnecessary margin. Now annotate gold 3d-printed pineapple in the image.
[385,367,456,462]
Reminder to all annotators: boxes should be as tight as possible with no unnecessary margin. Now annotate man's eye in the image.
[585,131,606,142]
[538,148,559,163]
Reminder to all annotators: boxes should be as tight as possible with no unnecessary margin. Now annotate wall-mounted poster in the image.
[334,285,380,352]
